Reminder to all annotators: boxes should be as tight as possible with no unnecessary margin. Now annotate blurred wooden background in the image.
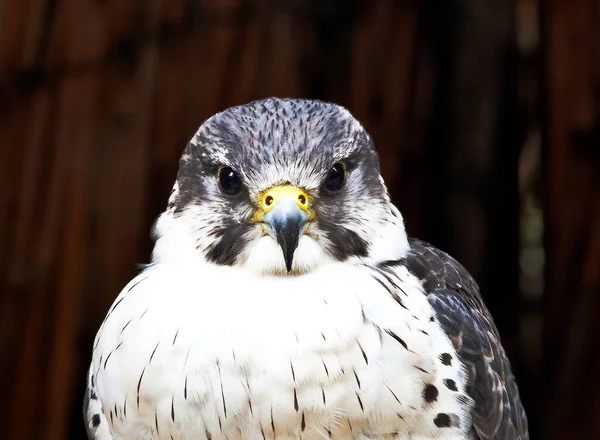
[0,0,598,439]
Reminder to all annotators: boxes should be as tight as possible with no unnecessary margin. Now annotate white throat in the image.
[150,204,410,275]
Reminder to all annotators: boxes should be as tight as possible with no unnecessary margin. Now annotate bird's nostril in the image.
[298,194,306,205]
[265,195,274,207]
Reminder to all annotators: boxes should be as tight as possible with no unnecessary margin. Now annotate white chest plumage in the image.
[88,262,473,440]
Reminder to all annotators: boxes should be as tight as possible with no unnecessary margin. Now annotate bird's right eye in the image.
[218,166,243,195]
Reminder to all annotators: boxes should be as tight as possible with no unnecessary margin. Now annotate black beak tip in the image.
[270,214,306,274]
[283,246,295,272]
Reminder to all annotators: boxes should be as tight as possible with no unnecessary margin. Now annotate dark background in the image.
[0,0,598,439]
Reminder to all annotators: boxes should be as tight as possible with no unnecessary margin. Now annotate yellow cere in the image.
[252,185,313,221]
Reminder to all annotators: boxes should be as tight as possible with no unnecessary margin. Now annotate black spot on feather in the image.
[423,384,439,403]
[91,414,101,428]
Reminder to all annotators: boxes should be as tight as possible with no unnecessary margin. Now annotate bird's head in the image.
[152,98,409,275]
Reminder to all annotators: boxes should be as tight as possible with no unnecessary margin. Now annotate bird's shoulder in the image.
[400,238,529,440]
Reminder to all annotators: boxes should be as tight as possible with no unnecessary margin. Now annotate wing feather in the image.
[405,239,529,440]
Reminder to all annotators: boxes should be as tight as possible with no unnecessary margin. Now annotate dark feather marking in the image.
[444,378,458,391]
[184,375,188,399]
[322,387,326,404]
[373,266,409,299]
[357,341,369,364]
[218,416,222,433]
[321,332,327,341]
[375,325,384,345]
[149,342,160,363]
[109,410,114,427]
[322,359,329,377]
[423,384,439,403]
[107,297,125,318]
[120,320,132,335]
[439,353,453,366]
[353,369,361,389]
[137,367,146,408]
[103,350,114,370]
[356,392,364,411]
[248,398,253,415]
[386,384,401,404]
[347,419,353,432]
[155,411,159,435]
[261,426,266,440]
[301,412,306,431]
[172,328,180,345]
[218,362,227,418]
[378,259,404,268]
[206,428,213,440]
[123,398,127,417]
[290,360,296,381]
[184,348,191,368]
[114,403,118,417]
[434,413,452,428]
[294,388,299,411]
[128,276,148,293]
[139,308,149,321]
[91,414,101,428]
[385,329,408,350]
[95,355,103,378]
[371,274,391,293]
[171,396,175,421]
[415,366,429,374]
[205,224,253,266]
[103,342,122,370]
[271,406,276,437]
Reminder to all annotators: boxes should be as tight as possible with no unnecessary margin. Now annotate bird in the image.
[84,97,529,440]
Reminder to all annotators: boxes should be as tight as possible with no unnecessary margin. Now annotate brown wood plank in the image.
[179,25,236,133]
[158,0,186,27]
[1,92,54,439]
[82,0,162,334]
[223,3,267,103]
[255,8,301,99]
[543,0,600,438]
[6,87,57,438]
[45,0,110,70]
[0,0,30,80]
[0,96,37,436]
[41,73,100,440]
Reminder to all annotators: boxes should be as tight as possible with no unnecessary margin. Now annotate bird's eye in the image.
[324,162,346,192]
[218,166,243,195]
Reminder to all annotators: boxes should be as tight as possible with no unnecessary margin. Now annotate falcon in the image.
[84,98,529,440]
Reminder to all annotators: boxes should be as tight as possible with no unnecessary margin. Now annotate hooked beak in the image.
[253,185,311,272]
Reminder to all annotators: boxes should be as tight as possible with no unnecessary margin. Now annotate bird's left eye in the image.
[218,166,243,195]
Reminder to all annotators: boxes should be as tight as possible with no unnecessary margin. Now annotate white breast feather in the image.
[90,260,473,440]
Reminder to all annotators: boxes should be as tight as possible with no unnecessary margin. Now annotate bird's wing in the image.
[404,239,529,440]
